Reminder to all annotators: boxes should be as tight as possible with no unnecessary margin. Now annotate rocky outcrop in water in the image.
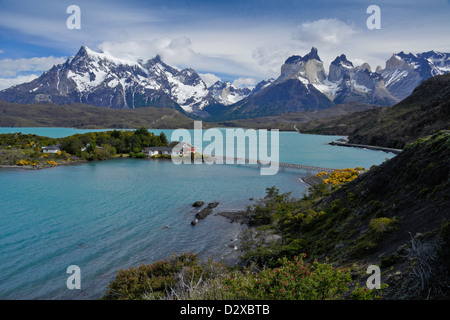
[192,201,204,207]
[191,202,219,225]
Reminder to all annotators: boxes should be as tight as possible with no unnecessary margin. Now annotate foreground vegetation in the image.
[103,252,378,300]
[103,131,449,300]
[101,167,387,301]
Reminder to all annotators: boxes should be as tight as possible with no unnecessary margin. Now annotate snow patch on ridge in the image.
[68,70,107,92]
[312,79,339,98]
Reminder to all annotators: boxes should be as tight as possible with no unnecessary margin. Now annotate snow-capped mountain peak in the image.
[208,81,252,106]
[332,54,354,68]
[277,47,327,85]
[0,46,217,115]
[380,50,450,99]
[1,46,449,120]
[72,45,141,67]
[270,48,398,105]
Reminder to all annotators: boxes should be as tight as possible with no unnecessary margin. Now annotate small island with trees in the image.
[0,128,179,169]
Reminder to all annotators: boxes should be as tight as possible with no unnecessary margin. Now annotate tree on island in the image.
[160,132,168,146]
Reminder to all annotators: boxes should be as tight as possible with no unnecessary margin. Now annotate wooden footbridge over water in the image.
[208,156,336,173]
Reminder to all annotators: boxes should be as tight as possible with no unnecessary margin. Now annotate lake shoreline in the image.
[0,160,88,170]
[329,140,403,154]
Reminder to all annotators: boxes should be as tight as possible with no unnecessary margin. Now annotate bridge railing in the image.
[205,155,336,173]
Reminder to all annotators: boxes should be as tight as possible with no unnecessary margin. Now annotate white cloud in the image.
[0,56,66,77]
[97,36,263,79]
[0,1,164,50]
[0,74,38,90]
[199,73,222,87]
[233,77,257,88]
[351,58,368,67]
[292,18,359,47]
[0,0,448,86]
[96,37,196,66]
[252,44,304,75]
[86,16,450,82]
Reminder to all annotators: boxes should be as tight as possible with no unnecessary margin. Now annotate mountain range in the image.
[0,46,449,120]
[295,73,450,149]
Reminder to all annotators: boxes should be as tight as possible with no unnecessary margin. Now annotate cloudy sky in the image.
[0,0,449,89]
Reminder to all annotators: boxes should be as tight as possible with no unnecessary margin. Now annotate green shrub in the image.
[350,218,398,258]
[103,253,205,300]
[350,283,386,300]
[350,239,379,258]
[380,254,401,269]
[369,217,397,234]
[223,254,351,300]
[279,238,308,258]
[102,252,358,300]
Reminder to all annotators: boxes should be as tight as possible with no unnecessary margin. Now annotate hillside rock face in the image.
[251,78,275,94]
[328,54,354,82]
[318,53,399,106]
[278,47,327,84]
[225,78,335,119]
[322,130,450,299]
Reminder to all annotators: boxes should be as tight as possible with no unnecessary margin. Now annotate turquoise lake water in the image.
[0,127,396,299]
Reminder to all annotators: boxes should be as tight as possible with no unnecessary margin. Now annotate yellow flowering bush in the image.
[17,160,30,166]
[320,168,365,186]
[315,171,328,177]
[46,160,58,166]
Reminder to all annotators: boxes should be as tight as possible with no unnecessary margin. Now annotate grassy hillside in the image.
[242,130,449,299]
[0,99,381,132]
[0,101,197,129]
[211,102,381,131]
